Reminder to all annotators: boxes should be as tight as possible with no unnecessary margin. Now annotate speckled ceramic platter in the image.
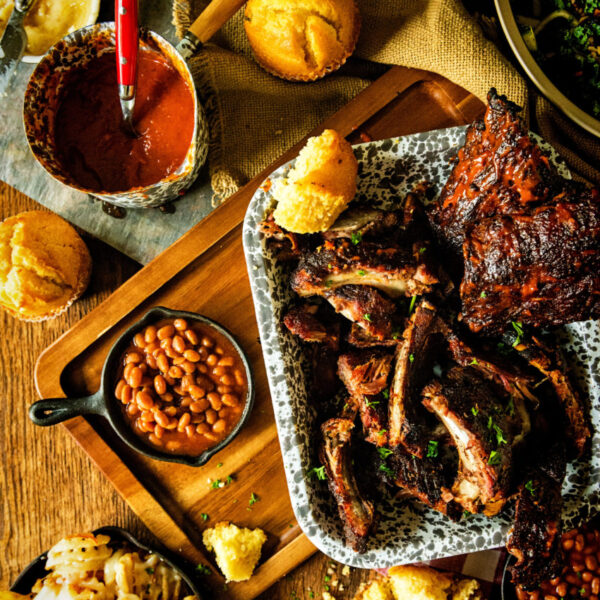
[242,125,600,568]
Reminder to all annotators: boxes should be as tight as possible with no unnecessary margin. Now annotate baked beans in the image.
[516,523,600,600]
[115,318,248,455]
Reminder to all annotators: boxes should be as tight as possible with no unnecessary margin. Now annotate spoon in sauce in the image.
[115,0,139,137]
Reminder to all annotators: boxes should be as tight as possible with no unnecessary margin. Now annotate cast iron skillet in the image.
[29,306,255,467]
[10,526,206,599]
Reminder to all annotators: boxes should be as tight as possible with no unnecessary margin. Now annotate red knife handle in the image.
[115,0,138,90]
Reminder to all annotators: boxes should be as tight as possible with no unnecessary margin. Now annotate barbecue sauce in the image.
[54,50,195,193]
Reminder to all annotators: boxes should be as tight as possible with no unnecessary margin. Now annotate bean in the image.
[125,352,143,364]
[209,396,223,411]
[181,361,196,374]
[178,413,191,431]
[556,583,568,597]
[154,424,165,438]
[218,408,229,418]
[123,363,135,379]
[172,385,185,396]
[201,336,214,348]
[566,574,581,585]
[212,366,226,377]
[564,538,575,551]
[215,346,224,355]
[218,356,235,367]
[574,563,586,573]
[197,363,209,374]
[191,414,205,424]
[234,370,245,386]
[157,324,175,340]
[184,349,201,362]
[217,385,233,394]
[140,410,155,422]
[174,318,188,331]
[160,338,173,350]
[155,352,169,373]
[144,325,157,343]
[206,354,218,367]
[173,335,186,354]
[529,592,540,600]
[222,393,239,407]
[172,356,186,366]
[166,440,182,452]
[593,579,600,595]
[137,391,155,410]
[587,556,598,571]
[577,535,586,552]
[189,385,206,400]
[516,589,529,600]
[185,424,196,438]
[115,379,126,400]
[154,375,167,395]
[205,409,217,425]
[203,432,219,442]
[161,392,174,403]
[126,403,139,415]
[585,545,597,555]
[122,385,134,404]
[148,433,161,446]
[190,399,209,412]
[168,365,183,379]
[220,374,235,386]
[164,406,177,416]
[543,595,557,600]
[134,332,146,348]
[127,367,143,388]
[165,418,178,430]
[146,355,158,370]
[148,343,161,356]
[184,329,199,345]
[196,423,210,434]
[584,572,594,583]
[154,410,170,428]
[181,374,195,390]
[591,596,598,600]
[180,397,192,408]
[212,419,226,433]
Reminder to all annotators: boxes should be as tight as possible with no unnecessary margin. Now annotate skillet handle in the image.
[29,392,105,426]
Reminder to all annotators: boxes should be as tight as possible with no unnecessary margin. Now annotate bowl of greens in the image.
[495,0,600,137]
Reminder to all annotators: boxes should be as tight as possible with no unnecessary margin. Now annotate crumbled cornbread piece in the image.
[272,129,358,233]
[202,522,266,582]
[353,578,394,600]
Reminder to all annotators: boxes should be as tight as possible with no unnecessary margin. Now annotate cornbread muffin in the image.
[202,522,267,582]
[244,0,360,81]
[353,566,482,600]
[272,129,358,233]
[0,211,91,321]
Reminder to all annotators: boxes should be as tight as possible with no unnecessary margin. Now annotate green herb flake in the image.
[525,480,536,496]
[493,423,507,446]
[408,295,417,315]
[324,585,330,592]
[309,466,327,480]
[463,511,471,519]
[480,291,487,298]
[382,388,389,399]
[426,440,439,458]
[470,358,478,365]
[409,353,415,363]
[511,321,524,347]
[196,564,211,576]
[378,447,393,459]
[324,575,331,583]
[351,232,362,245]
[379,464,394,476]
[391,330,400,340]
[488,450,501,466]
[357,269,367,276]
[487,416,493,430]
[217,462,223,468]
[327,263,333,270]
[365,399,380,408]
[309,592,315,599]
[325,280,333,288]
[378,429,388,437]
[471,406,479,417]
[200,513,209,521]
[419,247,427,254]
[507,397,515,417]
[226,475,234,485]
[210,479,221,489]
[249,492,259,506]
[363,313,372,322]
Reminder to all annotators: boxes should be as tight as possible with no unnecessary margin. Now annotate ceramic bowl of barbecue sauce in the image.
[23,23,209,209]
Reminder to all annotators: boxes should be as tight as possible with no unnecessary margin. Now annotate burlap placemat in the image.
[173,0,600,203]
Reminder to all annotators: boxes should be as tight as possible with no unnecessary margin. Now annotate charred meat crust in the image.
[283,303,340,349]
[388,300,446,457]
[320,418,376,553]
[347,323,399,347]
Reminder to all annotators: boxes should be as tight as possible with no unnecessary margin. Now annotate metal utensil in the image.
[115,0,139,136]
[0,0,35,94]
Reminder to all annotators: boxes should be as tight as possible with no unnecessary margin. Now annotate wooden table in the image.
[0,181,374,599]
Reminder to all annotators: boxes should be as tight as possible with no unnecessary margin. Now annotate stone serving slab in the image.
[0,0,213,265]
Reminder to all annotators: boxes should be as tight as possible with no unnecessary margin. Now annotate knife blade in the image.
[0,0,36,95]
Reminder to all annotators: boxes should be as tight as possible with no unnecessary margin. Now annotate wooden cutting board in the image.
[34,66,484,600]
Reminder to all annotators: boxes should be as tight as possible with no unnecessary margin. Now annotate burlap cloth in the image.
[173,0,600,204]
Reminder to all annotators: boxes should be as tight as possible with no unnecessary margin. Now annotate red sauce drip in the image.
[54,50,195,193]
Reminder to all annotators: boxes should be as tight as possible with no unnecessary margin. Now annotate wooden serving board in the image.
[34,66,484,600]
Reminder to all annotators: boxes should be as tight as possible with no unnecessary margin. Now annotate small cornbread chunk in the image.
[387,566,481,600]
[244,0,360,81]
[353,578,395,600]
[202,522,267,582]
[272,129,358,233]
[0,211,91,321]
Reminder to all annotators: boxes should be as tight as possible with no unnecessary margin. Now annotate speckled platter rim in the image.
[242,125,600,568]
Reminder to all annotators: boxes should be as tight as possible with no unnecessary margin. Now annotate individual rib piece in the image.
[388,299,446,457]
[460,192,600,334]
[428,88,559,259]
[320,418,376,553]
[290,237,439,299]
[324,285,396,340]
[323,207,401,241]
[386,447,463,521]
[347,323,399,348]
[422,366,530,515]
[283,303,340,348]
[258,212,306,261]
[507,441,566,589]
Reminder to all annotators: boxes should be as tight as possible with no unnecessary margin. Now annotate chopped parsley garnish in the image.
[507,397,515,417]
[488,450,502,466]
[470,358,478,365]
[196,564,211,575]
[525,480,536,496]
[379,464,394,476]
[324,585,330,592]
[249,492,259,506]
[382,388,389,399]
[210,479,221,489]
[200,513,209,521]
[309,592,315,599]
[365,399,380,408]
[378,447,393,459]
[145,568,154,575]
[487,416,494,430]
[471,406,479,417]
[391,330,400,340]
[351,232,362,245]
[493,423,507,445]
[511,321,524,347]
[419,246,427,254]
[363,313,372,322]
[327,263,333,270]
[408,295,417,315]
[426,440,439,458]
[325,280,333,288]
[357,269,367,276]
[409,353,415,363]
[217,462,223,467]
[463,510,471,519]
[378,429,388,436]
[324,575,331,582]
[309,466,327,480]
[480,291,487,298]
[226,475,234,485]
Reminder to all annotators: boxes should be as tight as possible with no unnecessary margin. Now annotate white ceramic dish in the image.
[495,0,600,138]
[243,126,600,567]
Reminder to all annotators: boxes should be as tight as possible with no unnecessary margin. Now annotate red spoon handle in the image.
[115,0,138,90]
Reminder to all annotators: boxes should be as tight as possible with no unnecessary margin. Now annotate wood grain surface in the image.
[0,181,378,600]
